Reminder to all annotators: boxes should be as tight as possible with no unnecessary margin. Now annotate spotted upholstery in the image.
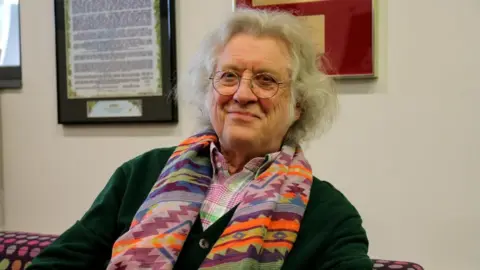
[372,259,424,269]
[0,231,424,270]
[0,231,58,269]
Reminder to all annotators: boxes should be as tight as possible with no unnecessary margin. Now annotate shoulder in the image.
[292,178,371,269]
[306,177,364,222]
[119,146,176,174]
[101,147,178,222]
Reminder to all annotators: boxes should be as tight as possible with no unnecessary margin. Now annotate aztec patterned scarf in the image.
[107,130,313,270]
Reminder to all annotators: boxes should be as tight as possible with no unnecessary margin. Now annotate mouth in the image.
[227,111,260,120]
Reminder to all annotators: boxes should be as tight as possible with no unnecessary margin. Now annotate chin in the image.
[222,125,258,146]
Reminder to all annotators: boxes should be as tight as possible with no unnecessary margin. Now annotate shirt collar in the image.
[209,142,283,176]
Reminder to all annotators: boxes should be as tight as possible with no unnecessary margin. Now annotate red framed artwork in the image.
[234,0,377,79]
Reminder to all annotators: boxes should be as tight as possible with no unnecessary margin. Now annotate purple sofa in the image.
[0,231,425,269]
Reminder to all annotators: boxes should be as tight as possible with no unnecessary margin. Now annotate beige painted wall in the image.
[0,0,479,269]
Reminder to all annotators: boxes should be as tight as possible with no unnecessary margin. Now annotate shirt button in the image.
[199,238,210,249]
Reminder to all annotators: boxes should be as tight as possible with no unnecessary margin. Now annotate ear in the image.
[294,103,301,121]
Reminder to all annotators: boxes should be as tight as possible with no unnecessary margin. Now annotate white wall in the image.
[1,0,479,269]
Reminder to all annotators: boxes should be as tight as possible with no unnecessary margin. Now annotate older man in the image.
[29,8,372,270]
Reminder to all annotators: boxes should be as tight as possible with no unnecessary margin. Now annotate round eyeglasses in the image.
[209,71,285,99]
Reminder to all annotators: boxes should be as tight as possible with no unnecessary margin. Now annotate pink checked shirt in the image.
[199,143,279,230]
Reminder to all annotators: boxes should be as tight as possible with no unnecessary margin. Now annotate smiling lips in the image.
[227,111,259,120]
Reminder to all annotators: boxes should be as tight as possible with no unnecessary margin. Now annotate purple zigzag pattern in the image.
[242,181,282,204]
[149,180,208,197]
[134,198,201,225]
[245,176,310,205]
[251,177,281,191]
[132,204,198,238]
[161,158,211,178]
[201,245,286,267]
[228,209,301,224]
[285,183,307,197]
[139,161,212,216]
[123,247,169,268]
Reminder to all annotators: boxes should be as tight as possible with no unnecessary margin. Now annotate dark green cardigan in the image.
[28,147,372,270]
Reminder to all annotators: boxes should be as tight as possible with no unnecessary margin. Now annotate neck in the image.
[219,140,282,174]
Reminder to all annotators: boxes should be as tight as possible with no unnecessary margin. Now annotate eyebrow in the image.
[217,64,290,80]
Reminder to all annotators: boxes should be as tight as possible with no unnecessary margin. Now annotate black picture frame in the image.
[54,0,177,124]
[0,66,22,89]
[0,1,22,89]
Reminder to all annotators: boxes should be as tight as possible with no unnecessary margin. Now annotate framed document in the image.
[54,0,177,124]
[0,0,22,89]
[234,0,377,79]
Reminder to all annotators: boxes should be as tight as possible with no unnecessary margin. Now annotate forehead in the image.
[216,34,291,75]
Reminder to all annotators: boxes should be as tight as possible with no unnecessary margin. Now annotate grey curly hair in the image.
[179,8,338,145]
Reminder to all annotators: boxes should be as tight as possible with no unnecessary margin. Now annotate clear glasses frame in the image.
[209,70,286,99]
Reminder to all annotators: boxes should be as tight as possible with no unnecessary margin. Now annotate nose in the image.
[233,77,258,104]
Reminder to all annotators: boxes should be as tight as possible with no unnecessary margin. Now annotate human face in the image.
[209,34,301,154]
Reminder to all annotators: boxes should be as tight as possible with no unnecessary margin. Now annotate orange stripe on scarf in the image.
[222,217,270,235]
[211,236,264,253]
